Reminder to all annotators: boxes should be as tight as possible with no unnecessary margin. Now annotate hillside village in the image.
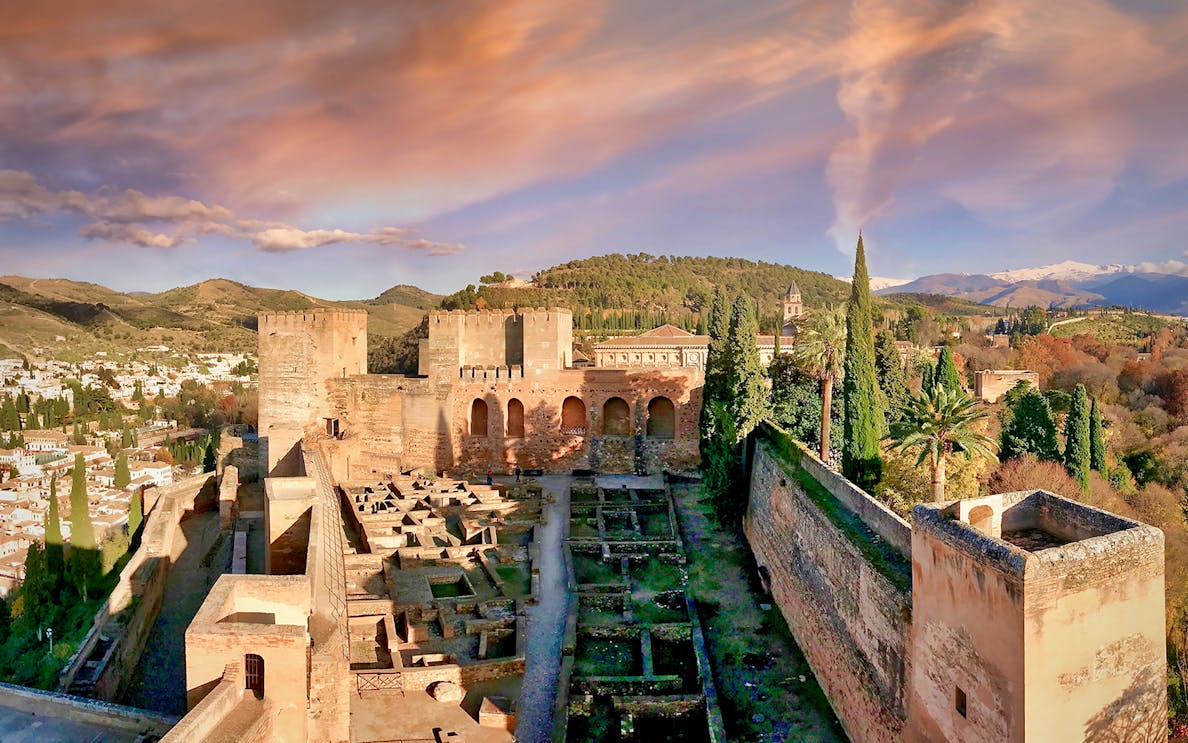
[0,352,255,596]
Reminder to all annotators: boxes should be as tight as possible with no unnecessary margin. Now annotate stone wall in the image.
[973,370,1039,403]
[58,474,214,700]
[258,309,367,476]
[0,682,177,737]
[744,434,911,743]
[322,367,701,477]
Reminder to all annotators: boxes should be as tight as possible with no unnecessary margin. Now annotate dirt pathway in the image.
[514,475,572,743]
[121,511,229,714]
[671,483,846,743]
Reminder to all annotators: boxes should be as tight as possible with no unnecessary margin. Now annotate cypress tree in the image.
[1089,397,1107,473]
[935,346,962,393]
[128,487,143,538]
[703,287,731,403]
[44,477,64,589]
[700,287,731,461]
[724,295,767,442]
[920,360,935,396]
[841,234,883,491]
[1000,388,1061,462]
[68,452,100,598]
[874,330,907,422]
[114,452,131,489]
[203,440,217,473]
[19,542,49,626]
[1064,384,1091,489]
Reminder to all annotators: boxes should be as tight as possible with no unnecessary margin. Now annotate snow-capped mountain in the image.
[835,275,912,291]
[987,260,1127,284]
[880,260,1188,315]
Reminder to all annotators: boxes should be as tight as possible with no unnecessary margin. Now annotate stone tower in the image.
[909,491,1166,742]
[257,309,368,476]
[781,281,804,335]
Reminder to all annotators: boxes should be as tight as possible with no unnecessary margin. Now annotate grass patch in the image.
[575,637,641,676]
[572,554,621,585]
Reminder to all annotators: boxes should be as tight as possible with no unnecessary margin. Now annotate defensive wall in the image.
[57,473,217,701]
[0,681,177,739]
[259,307,702,480]
[743,422,1167,743]
[167,445,350,743]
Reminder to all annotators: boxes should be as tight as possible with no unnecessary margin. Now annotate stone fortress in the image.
[130,297,1164,743]
[259,306,703,482]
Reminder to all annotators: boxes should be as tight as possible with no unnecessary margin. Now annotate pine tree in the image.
[875,330,907,423]
[1089,397,1107,473]
[1063,383,1091,489]
[114,452,131,489]
[935,346,962,393]
[724,295,767,442]
[44,477,64,590]
[68,452,100,598]
[1000,389,1061,462]
[841,234,883,491]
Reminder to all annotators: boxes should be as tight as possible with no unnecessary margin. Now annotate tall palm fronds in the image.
[886,386,997,501]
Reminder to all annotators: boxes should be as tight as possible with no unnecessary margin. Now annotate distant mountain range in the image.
[0,276,440,358]
[878,261,1188,315]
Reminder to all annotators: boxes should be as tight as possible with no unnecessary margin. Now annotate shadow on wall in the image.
[1083,666,1166,743]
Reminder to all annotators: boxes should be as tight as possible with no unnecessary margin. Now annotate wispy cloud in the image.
[822,0,1188,254]
[0,169,460,254]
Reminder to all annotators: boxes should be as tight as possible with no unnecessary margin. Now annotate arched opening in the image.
[968,505,995,536]
[245,653,264,699]
[646,397,675,439]
[561,397,587,435]
[507,399,525,438]
[470,399,488,437]
[602,397,631,436]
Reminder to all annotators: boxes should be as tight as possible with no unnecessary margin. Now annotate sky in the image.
[1,0,1187,299]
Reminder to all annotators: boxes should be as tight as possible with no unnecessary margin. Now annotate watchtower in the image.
[257,309,368,476]
[909,491,1165,742]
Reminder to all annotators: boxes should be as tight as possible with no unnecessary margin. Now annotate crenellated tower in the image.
[257,309,368,476]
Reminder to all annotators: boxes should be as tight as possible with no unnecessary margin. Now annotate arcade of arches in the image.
[466,394,678,440]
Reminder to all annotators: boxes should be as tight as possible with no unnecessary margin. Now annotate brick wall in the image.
[744,439,911,743]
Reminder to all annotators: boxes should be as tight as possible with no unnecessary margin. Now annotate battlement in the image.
[912,489,1161,577]
[258,308,369,332]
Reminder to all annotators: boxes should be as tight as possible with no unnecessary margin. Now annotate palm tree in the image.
[795,305,846,461]
[886,386,997,502]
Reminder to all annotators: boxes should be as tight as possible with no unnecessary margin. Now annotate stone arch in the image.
[561,397,587,435]
[646,396,675,439]
[470,399,489,437]
[602,397,631,436]
[507,398,525,438]
[969,505,995,536]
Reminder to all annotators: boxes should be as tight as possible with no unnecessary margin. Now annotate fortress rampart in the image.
[744,422,1167,743]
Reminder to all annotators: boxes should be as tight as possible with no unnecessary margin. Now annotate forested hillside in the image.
[436,254,853,334]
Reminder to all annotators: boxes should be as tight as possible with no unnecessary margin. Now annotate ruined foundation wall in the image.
[744,436,911,743]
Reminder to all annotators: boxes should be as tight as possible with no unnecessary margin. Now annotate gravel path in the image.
[121,511,227,714]
[514,475,572,743]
